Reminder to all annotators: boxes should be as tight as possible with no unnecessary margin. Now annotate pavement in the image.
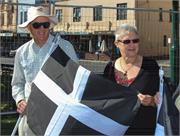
[80,59,170,77]
[0,57,170,77]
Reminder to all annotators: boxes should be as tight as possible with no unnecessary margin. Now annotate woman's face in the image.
[28,16,50,47]
[115,32,139,58]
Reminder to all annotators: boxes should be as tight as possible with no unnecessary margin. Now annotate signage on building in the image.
[94,31,114,35]
[19,33,29,37]
[58,31,90,35]
[0,33,13,37]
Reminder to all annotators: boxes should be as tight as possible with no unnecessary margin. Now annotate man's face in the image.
[28,16,50,47]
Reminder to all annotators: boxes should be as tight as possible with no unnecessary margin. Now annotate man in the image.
[11,6,78,135]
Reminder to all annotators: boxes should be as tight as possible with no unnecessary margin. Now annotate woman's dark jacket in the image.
[103,57,160,135]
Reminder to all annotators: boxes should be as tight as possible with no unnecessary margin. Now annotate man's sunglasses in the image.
[31,22,50,29]
[117,38,140,44]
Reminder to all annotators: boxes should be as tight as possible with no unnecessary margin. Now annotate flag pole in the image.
[154,66,164,136]
[11,115,23,136]
[156,66,164,119]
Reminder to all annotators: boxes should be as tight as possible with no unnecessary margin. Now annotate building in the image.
[54,0,179,58]
[0,0,179,59]
[0,0,17,33]
[0,0,18,56]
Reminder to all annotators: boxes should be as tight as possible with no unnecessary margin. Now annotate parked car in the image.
[0,47,10,57]
[9,49,17,57]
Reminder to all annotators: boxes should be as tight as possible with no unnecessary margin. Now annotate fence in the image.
[1,2,179,58]
[1,0,179,113]
[0,2,179,135]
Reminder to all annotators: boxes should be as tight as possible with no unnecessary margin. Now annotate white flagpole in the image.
[155,66,164,136]
[11,115,23,136]
[157,66,164,119]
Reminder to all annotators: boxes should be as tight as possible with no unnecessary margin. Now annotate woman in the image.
[103,24,159,135]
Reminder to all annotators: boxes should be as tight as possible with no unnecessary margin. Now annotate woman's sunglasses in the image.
[31,22,50,29]
[117,38,140,44]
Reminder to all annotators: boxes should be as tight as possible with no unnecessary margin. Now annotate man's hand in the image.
[17,100,27,115]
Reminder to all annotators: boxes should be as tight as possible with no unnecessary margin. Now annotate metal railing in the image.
[0,2,179,135]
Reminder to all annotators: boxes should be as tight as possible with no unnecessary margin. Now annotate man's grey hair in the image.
[115,24,139,41]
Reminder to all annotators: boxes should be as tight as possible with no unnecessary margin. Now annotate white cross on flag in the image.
[27,46,140,136]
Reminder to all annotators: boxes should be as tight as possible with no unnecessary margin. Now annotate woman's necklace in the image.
[119,56,138,76]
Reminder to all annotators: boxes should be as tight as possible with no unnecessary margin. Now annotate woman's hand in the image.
[17,99,27,115]
[137,93,156,107]
[154,92,160,105]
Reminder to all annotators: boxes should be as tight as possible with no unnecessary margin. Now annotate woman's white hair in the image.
[115,24,139,41]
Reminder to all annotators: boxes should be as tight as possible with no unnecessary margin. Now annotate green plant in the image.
[1,115,18,135]
[0,83,6,93]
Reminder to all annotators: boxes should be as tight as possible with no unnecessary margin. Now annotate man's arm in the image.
[11,50,26,104]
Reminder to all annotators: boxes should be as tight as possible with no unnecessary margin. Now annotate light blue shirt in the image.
[11,34,78,103]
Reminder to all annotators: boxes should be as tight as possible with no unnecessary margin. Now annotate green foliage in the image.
[1,83,6,93]
[1,115,18,135]
[1,103,16,112]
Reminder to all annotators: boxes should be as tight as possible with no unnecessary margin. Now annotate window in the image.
[35,0,45,4]
[20,11,23,24]
[117,3,127,20]
[169,9,172,22]
[8,13,13,25]
[56,9,63,22]
[163,35,167,47]
[159,8,163,21]
[20,11,27,24]
[11,5,14,13]
[1,13,4,26]
[73,7,81,22]
[93,6,102,21]
[24,11,27,22]
[6,5,14,25]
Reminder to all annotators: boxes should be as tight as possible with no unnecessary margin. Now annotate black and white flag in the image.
[155,68,179,136]
[27,46,140,136]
